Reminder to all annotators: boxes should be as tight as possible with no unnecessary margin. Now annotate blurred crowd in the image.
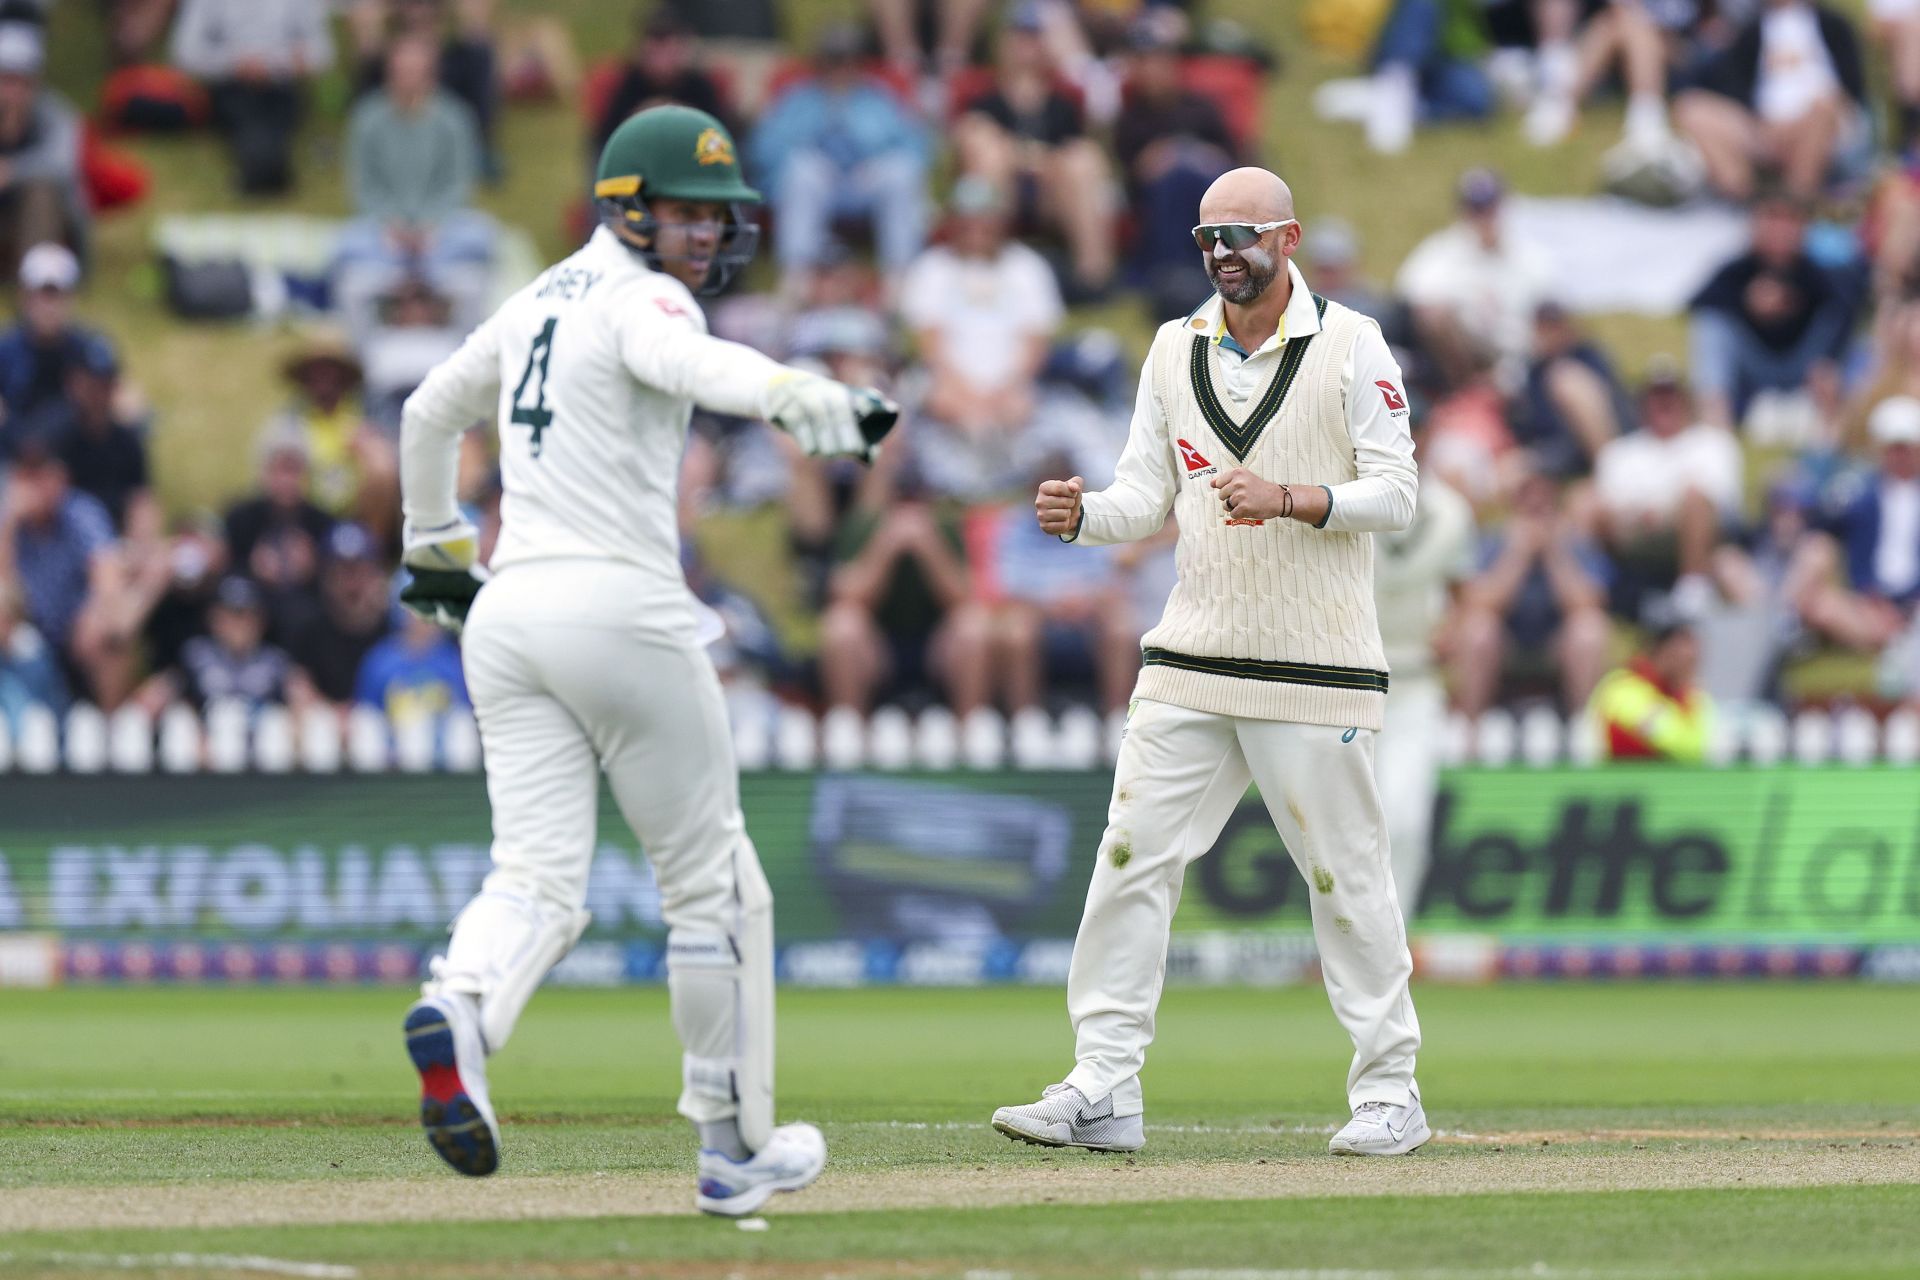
[0,0,1918,763]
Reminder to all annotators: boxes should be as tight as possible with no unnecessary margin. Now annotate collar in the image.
[1182,260,1320,357]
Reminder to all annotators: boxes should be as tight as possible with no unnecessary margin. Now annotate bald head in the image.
[1198,167,1294,227]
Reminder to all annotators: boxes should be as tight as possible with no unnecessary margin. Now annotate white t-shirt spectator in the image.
[1395,221,1553,386]
[898,242,1063,390]
[1594,422,1744,524]
[1877,478,1920,600]
[1756,4,1839,124]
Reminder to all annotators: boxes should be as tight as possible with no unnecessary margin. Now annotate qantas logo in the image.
[1376,381,1408,413]
[1175,438,1217,478]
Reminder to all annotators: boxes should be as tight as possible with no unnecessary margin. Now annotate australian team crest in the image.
[694,127,736,167]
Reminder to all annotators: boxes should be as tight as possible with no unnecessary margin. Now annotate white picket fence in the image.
[1,699,1918,774]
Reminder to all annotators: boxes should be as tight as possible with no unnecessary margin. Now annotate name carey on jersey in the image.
[536,266,605,301]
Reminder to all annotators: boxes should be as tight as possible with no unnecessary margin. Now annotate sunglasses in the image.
[1191,219,1296,252]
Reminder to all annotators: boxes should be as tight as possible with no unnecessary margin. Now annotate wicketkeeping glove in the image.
[400,518,489,634]
[766,371,898,462]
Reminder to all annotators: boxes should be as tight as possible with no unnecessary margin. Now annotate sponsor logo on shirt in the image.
[1376,381,1408,414]
[1176,438,1218,479]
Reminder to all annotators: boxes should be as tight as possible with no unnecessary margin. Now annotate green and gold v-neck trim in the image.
[1189,293,1328,462]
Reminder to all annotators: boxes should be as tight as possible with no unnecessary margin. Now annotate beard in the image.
[1208,246,1278,304]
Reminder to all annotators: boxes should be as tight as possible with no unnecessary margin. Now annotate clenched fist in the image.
[1036,475,1085,538]
[1210,469,1290,521]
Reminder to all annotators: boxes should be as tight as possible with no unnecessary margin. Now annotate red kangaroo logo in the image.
[1176,438,1213,472]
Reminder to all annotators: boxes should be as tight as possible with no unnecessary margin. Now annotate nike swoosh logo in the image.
[1075,1109,1106,1127]
[1383,1115,1407,1142]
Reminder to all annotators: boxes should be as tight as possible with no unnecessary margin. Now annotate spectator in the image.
[357,275,464,441]
[0,243,113,427]
[260,329,398,535]
[0,574,64,727]
[335,33,494,335]
[1523,0,1681,152]
[1589,601,1713,761]
[350,0,500,179]
[1346,0,1495,155]
[897,177,1063,499]
[817,481,992,714]
[0,432,141,707]
[223,425,334,642]
[748,23,931,289]
[170,0,333,195]
[136,574,316,715]
[1795,395,1920,651]
[954,3,1117,297]
[354,608,467,726]
[50,341,159,544]
[1396,168,1554,394]
[1513,301,1633,479]
[1112,9,1237,319]
[142,514,228,681]
[682,545,789,708]
[872,0,991,83]
[1688,190,1855,431]
[590,8,735,159]
[1875,0,1920,158]
[1451,470,1614,715]
[973,457,1138,712]
[0,19,85,268]
[778,288,897,602]
[1304,218,1392,329]
[102,0,181,66]
[1674,0,1867,202]
[287,522,396,708]
[1590,356,1744,611]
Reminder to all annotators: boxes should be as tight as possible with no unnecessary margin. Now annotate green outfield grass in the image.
[0,984,1916,1278]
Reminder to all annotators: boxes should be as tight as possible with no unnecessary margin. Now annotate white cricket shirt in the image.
[400,227,791,600]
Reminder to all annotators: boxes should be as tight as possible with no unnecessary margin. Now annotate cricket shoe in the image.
[991,1083,1144,1152]
[696,1122,828,1217]
[1329,1085,1429,1156]
[403,993,501,1176]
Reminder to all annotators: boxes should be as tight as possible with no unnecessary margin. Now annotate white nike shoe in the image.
[1329,1085,1429,1156]
[696,1122,828,1217]
[403,993,501,1176]
[991,1083,1144,1153]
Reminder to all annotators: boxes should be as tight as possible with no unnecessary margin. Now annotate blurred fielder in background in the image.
[1372,431,1474,916]
[996,167,1430,1157]
[394,104,887,1216]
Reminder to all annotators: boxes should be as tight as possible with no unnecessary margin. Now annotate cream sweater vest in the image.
[1134,295,1390,730]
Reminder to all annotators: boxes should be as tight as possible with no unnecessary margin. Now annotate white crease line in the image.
[0,1251,357,1277]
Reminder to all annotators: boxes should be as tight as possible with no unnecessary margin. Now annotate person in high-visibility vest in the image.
[1589,611,1713,762]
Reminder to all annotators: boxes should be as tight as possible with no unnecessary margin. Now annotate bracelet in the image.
[1279,484,1294,520]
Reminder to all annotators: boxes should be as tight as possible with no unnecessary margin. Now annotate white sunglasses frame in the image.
[1190,218,1299,251]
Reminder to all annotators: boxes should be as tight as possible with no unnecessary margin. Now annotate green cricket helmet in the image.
[593,104,762,294]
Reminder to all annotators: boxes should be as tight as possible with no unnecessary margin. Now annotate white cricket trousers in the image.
[1063,697,1421,1116]
[457,559,764,1128]
[1376,672,1447,918]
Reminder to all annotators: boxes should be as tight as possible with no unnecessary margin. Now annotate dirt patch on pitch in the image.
[2,1141,1917,1234]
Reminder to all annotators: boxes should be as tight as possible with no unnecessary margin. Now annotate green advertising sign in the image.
[0,765,1916,947]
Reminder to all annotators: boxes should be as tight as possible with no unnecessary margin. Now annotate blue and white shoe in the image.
[1329,1084,1429,1156]
[403,994,501,1177]
[695,1122,828,1217]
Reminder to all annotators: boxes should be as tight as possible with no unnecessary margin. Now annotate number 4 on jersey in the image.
[511,317,558,456]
